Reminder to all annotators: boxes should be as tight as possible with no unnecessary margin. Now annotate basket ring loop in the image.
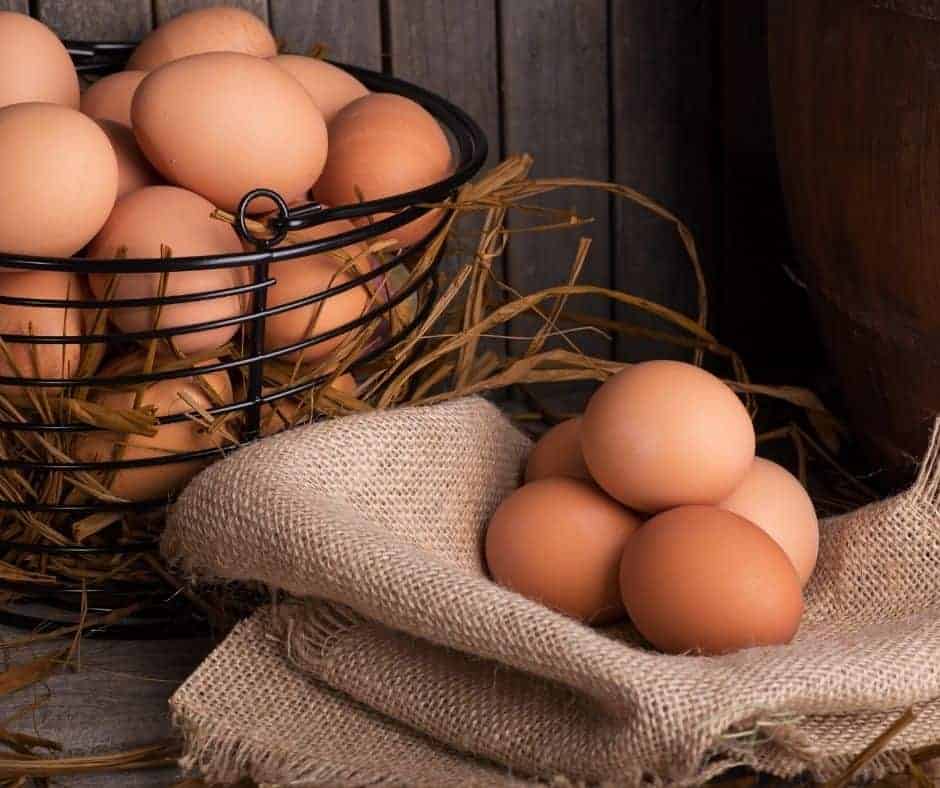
[235,188,290,250]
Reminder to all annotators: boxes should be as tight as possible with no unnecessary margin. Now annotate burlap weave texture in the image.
[166,396,940,786]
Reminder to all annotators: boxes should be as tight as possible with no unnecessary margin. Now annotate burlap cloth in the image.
[163,396,940,786]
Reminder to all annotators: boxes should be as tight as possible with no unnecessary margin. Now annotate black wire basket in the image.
[0,41,487,637]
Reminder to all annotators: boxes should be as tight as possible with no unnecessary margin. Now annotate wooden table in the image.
[0,625,213,786]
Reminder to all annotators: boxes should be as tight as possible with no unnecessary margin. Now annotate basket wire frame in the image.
[0,41,488,636]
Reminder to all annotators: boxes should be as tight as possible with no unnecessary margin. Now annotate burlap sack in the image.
[165,396,940,786]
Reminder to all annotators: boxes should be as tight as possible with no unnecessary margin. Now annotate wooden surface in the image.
[610,1,716,361]
[386,0,500,173]
[0,624,213,786]
[500,0,613,359]
[768,0,940,481]
[269,0,381,67]
[155,0,268,24]
[36,0,152,39]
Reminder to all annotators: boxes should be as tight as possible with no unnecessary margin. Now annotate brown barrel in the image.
[768,0,940,482]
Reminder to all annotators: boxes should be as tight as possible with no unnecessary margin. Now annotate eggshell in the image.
[73,359,233,501]
[86,186,246,356]
[0,103,117,257]
[80,70,146,127]
[269,55,368,124]
[485,477,641,625]
[264,218,372,364]
[97,120,162,200]
[718,457,819,586]
[0,12,79,110]
[127,6,277,71]
[524,418,591,483]
[620,505,803,655]
[314,93,453,248]
[0,271,88,399]
[132,52,328,212]
[260,373,357,437]
[581,360,755,512]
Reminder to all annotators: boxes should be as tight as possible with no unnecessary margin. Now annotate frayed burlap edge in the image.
[167,411,940,787]
[264,600,924,787]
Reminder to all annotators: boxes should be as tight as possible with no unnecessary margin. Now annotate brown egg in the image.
[86,186,246,356]
[132,52,328,212]
[718,458,819,587]
[581,361,755,513]
[620,506,803,655]
[265,219,372,364]
[0,12,79,110]
[0,271,88,400]
[97,120,162,200]
[269,55,369,124]
[485,477,641,625]
[127,6,277,71]
[73,359,234,502]
[0,103,117,257]
[525,418,591,484]
[314,94,453,248]
[260,373,357,437]
[81,70,146,126]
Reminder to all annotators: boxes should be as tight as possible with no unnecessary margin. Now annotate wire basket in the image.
[0,41,488,637]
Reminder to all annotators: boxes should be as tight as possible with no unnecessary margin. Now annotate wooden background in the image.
[0,0,821,381]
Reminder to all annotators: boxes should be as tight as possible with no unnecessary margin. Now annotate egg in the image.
[264,219,372,364]
[0,12,79,110]
[81,70,147,127]
[260,373,357,437]
[97,120,162,200]
[314,94,453,248]
[269,55,369,124]
[0,103,117,257]
[73,358,234,501]
[85,186,246,356]
[581,361,755,513]
[0,271,88,400]
[127,6,277,71]
[524,417,590,483]
[132,52,328,213]
[485,477,641,625]
[718,457,819,587]
[620,506,803,655]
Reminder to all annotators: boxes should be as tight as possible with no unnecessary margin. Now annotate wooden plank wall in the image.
[0,0,785,369]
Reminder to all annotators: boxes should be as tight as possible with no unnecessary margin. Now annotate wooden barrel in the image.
[767,0,940,482]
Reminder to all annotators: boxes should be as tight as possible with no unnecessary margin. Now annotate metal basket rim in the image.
[0,45,489,273]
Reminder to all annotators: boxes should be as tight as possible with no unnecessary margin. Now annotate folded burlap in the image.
[164,396,940,786]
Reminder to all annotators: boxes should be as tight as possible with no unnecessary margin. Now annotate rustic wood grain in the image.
[268,0,381,67]
[500,0,612,360]
[0,1,27,12]
[36,0,152,39]
[609,1,714,362]
[386,0,503,357]
[155,0,268,25]
[387,0,500,170]
[0,625,212,787]
[767,0,940,482]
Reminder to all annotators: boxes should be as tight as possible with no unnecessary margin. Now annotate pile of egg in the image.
[485,360,819,655]
[0,8,453,501]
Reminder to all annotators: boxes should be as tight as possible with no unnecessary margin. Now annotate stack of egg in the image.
[486,360,818,655]
[0,8,453,501]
